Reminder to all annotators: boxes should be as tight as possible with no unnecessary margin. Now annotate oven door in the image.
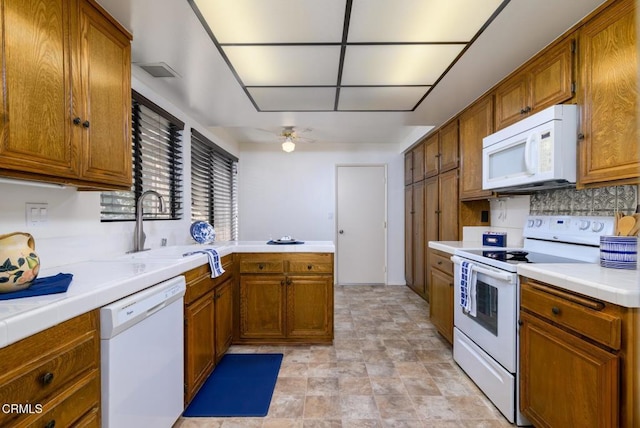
[452,256,518,373]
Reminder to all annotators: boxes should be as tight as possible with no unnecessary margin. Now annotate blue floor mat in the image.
[183,353,283,417]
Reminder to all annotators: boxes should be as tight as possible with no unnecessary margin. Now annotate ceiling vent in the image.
[136,62,180,78]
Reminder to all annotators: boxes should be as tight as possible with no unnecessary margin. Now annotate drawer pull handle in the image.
[72,117,81,125]
[44,420,56,428]
[307,264,313,270]
[286,278,292,286]
[437,261,442,265]
[258,264,264,270]
[280,279,285,286]
[41,372,54,385]
[551,306,561,315]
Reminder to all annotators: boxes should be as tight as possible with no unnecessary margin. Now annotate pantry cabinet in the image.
[428,249,454,344]
[520,277,639,428]
[577,0,639,187]
[0,311,100,428]
[0,0,132,189]
[494,36,575,130]
[407,180,427,298]
[459,95,494,200]
[183,255,234,405]
[238,253,334,344]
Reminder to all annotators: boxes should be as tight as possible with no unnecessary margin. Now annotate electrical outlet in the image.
[26,203,48,227]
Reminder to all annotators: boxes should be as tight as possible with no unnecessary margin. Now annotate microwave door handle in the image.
[524,133,537,175]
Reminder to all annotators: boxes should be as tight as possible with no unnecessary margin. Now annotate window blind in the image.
[191,129,238,241]
[101,91,184,221]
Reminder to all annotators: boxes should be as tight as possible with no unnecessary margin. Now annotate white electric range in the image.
[451,215,614,426]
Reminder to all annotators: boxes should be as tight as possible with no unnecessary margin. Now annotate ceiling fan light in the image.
[282,137,295,152]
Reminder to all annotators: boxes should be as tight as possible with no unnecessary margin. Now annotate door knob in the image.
[338,230,344,234]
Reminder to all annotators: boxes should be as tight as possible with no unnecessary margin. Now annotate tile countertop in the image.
[429,240,640,309]
[0,240,335,349]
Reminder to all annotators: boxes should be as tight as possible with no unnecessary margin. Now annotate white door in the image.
[336,165,386,284]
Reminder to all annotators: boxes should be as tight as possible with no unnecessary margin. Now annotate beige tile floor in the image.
[175,285,513,427]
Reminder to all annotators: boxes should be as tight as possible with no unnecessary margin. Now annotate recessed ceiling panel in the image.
[193,0,346,43]
[341,45,465,85]
[348,0,505,42]
[249,87,336,111]
[339,87,429,111]
[223,46,341,86]
[189,0,510,112]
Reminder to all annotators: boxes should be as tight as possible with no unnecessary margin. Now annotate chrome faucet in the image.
[133,190,165,252]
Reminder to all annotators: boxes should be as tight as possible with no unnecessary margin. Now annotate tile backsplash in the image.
[530,185,638,216]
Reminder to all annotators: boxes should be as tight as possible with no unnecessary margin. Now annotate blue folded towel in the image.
[459,261,476,316]
[183,249,225,278]
[0,273,73,301]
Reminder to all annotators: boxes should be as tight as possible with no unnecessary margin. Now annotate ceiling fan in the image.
[277,126,314,152]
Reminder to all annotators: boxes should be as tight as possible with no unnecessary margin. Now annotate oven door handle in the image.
[451,256,516,284]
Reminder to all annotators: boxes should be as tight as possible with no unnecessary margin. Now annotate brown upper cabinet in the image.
[423,120,459,179]
[494,36,575,131]
[0,0,132,190]
[404,152,413,186]
[459,95,494,200]
[578,0,638,187]
[411,142,426,183]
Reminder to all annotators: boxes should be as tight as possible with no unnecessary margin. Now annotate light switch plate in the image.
[25,203,48,227]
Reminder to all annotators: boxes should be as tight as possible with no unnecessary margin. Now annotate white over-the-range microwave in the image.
[482,104,578,192]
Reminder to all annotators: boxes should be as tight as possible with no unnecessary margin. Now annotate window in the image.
[191,129,238,241]
[101,91,184,221]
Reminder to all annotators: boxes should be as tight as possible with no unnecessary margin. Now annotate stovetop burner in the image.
[457,248,590,272]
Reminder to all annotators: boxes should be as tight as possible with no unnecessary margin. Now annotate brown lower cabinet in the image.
[237,253,334,344]
[427,249,454,344]
[519,277,639,428]
[183,255,234,405]
[0,311,100,428]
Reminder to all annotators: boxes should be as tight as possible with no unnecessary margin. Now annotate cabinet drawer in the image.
[13,372,99,428]
[0,333,98,410]
[521,280,621,350]
[240,254,284,273]
[288,253,333,273]
[184,255,233,304]
[430,250,453,275]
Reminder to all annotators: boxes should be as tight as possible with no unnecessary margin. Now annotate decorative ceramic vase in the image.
[0,232,40,293]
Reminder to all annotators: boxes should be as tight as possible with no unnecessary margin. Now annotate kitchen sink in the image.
[116,245,223,260]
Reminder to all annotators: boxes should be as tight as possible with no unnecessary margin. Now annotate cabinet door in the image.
[459,96,494,200]
[404,152,413,185]
[423,133,439,178]
[438,169,459,242]
[428,268,453,344]
[75,0,132,187]
[404,185,414,288]
[286,275,333,339]
[520,312,619,428]
[239,275,286,339]
[529,36,574,111]
[184,290,215,404]
[578,0,639,186]
[439,120,459,172]
[214,278,234,363]
[412,143,425,182]
[494,72,529,130]
[412,180,427,298]
[0,0,78,179]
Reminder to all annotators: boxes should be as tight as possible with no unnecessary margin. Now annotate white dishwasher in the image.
[100,275,186,428]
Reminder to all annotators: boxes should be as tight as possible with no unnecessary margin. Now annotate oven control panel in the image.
[523,215,614,245]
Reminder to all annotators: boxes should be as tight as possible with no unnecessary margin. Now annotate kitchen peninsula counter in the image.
[0,241,334,348]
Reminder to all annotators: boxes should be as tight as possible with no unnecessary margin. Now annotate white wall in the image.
[238,143,406,285]
[0,77,239,269]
